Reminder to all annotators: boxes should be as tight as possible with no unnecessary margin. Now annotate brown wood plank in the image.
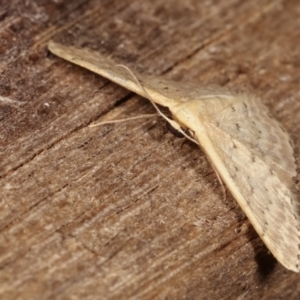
[0,0,300,299]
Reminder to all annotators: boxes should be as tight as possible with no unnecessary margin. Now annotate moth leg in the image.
[117,64,199,145]
[211,163,227,202]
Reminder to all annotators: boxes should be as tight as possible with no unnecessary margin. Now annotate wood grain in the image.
[0,0,299,299]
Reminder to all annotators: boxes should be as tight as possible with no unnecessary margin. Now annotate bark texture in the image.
[0,0,300,299]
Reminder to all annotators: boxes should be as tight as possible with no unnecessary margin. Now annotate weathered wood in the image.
[0,0,299,299]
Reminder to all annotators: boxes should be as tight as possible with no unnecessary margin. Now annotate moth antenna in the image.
[89,114,158,127]
[116,64,199,146]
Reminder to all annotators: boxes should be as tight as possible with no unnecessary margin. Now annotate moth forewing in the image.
[48,41,300,273]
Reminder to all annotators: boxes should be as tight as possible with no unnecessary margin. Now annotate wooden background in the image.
[1,0,300,299]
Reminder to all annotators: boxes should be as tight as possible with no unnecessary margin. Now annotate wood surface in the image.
[0,0,300,299]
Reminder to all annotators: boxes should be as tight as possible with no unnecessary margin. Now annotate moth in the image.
[48,41,299,272]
